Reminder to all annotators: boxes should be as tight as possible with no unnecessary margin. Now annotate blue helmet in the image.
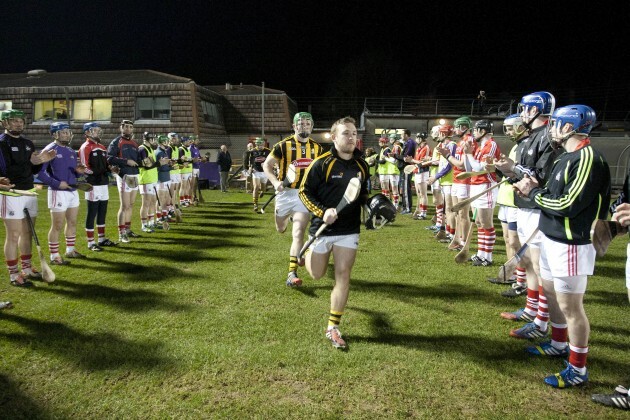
[550,105,597,136]
[83,122,100,132]
[50,122,70,135]
[518,91,556,117]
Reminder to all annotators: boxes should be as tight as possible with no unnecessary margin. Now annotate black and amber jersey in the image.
[271,135,323,189]
[249,147,270,172]
[529,142,610,245]
[299,147,369,237]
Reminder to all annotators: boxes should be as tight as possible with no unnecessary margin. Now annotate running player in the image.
[513,104,610,388]
[263,112,324,287]
[0,109,56,286]
[79,122,117,251]
[38,122,86,264]
[249,137,271,213]
[299,116,369,350]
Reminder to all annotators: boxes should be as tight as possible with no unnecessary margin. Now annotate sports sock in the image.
[516,266,526,286]
[568,344,588,372]
[534,286,549,331]
[141,218,147,228]
[86,228,95,246]
[118,225,126,235]
[49,242,60,258]
[289,256,298,274]
[6,259,19,278]
[524,288,539,318]
[550,322,568,348]
[436,205,444,227]
[20,254,32,272]
[328,310,343,328]
[65,235,76,253]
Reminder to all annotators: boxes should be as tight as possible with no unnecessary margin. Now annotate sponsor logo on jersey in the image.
[291,158,313,169]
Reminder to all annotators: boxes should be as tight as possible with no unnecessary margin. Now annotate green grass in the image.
[1,187,629,418]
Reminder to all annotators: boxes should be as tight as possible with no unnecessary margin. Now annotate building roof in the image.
[0,69,192,88]
[206,83,287,96]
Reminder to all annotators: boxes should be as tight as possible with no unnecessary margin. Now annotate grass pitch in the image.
[0,187,629,418]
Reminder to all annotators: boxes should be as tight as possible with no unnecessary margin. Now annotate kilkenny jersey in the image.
[299,147,369,236]
[469,137,501,185]
[529,142,610,245]
[271,135,323,189]
[249,147,271,172]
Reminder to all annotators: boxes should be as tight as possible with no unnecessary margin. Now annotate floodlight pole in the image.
[261,82,265,140]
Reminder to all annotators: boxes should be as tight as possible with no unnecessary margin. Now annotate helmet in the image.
[454,116,472,130]
[416,132,428,140]
[474,119,493,133]
[550,105,597,137]
[430,125,441,140]
[157,135,169,145]
[378,136,388,146]
[189,135,198,141]
[1,109,26,122]
[143,131,155,141]
[518,91,556,117]
[293,112,313,124]
[50,122,70,135]
[438,125,454,137]
[120,119,134,126]
[83,122,100,132]
[365,194,397,230]
[255,137,264,145]
[503,114,526,141]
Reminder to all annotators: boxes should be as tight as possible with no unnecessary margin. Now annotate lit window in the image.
[73,99,112,121]
[202,100,222,124]
[136,97,171,120]
[0,101,12,111]
[34,99,112,121]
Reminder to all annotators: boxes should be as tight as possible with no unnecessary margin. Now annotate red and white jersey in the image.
[452,133,476,184]
[470,137,501,185]
[413,143,431,173]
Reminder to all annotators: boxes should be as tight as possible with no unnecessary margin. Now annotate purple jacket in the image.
[38,142,78,191]
[190,144,201,169]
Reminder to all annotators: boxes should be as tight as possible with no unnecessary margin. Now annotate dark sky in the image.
[3,1,629,111]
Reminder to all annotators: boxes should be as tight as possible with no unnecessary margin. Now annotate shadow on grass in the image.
[0,313,174,372]
[0,373,49,419]
[64,257,205,282]
[348,307,630,385]
[34,280,191,313]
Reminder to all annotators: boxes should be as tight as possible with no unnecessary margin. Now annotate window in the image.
[73,99,112,121]
[202,100,222,124]
[136,97,171,120]
[0,101,12,111]
[33,99,112,121]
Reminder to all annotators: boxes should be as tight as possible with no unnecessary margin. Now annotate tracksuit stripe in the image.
[536,148,593,210]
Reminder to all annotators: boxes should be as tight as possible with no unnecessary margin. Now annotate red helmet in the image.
[438,125,454,137]
[378,136,388,146]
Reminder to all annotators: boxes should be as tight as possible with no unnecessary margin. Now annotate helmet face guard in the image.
[50,122,73,145]
[364,194,397,230]
[83,122,102,140]
[518,91,556,126]
[293,112,314,139]
[473,120,493,141]
[1,109,26,136]
[503,114,526,141]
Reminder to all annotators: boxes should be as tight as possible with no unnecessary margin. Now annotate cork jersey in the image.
[452,134,476,184]
[469,137,501,185]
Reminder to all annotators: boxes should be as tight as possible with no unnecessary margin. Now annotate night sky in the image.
[3,1,629,112]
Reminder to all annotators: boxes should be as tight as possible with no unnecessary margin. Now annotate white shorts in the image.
[498,205,518,224]
[414,172,429,184]
[431,180,441,191]
[516,208,543,248]
[116,174,139,193]
[181,172,193,181]
[157,181,171,191]
[451,183,470,199]
[170,173,181,183]
[48,190,80,212]
[539,233,596,281]
[275,188,308,217]
[441,185,451,196]
[252,171,268,182]
[379,174,399,188]
[85,185,109,202]
[139,182,157,195]
[542,274,588,295]
[0,194,38,219]
[470,182,497,209]
[310,233,359,254]
[193,168,200,176]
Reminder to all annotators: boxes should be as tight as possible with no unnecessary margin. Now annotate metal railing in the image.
[363,97,515,117]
